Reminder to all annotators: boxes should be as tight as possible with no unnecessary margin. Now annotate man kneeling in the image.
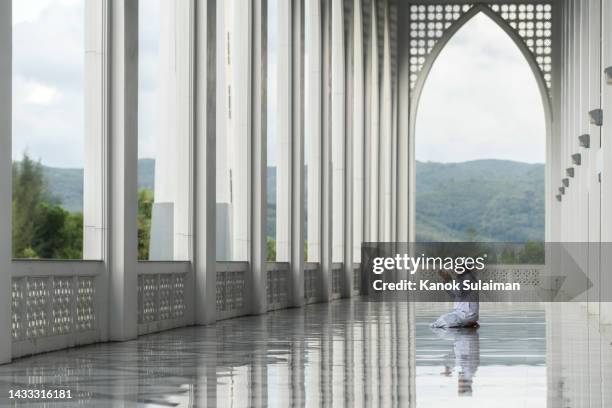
[430,268,479,328]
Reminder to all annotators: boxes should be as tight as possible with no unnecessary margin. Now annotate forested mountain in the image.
[39,158,544,242]
[415,159,544,242]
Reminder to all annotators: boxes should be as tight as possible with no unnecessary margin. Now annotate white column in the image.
[251,0,268,314]
[587,0,602,315]
[600,0,612,325]
[396,0,410,243]
[305,0,322,262]
[216,0,231,260]
[321,0,333,301]
[228,0,252,261]
[331,0,345,266]
[108,0,139,341]
[367,0,380,242]
[84,0,106,261]
[277,0,292,262]
[344,0,355,297]
[0,0,12,364]
[291,0,306,306]
[150,1,193,261]
[194,0,217,325]
[548,0,563,242]
[352,0,365,260]
[379,0,393,242]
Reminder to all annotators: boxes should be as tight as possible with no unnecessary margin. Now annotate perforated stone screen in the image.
[408,4,472,89]
[490,3,553,88]
[408,3,553,92]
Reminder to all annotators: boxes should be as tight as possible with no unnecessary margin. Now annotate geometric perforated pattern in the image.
[52,277,73,336]
[267,268,289,309]
[139,275,158,323]
[173,274,185,319]
[26,277,50,339]
[11,276,96,341]
[408,4,472,89]
[216,270,246,313]
[408,3,553,92]
[76,277,96,332]
[159,275,173,321]
[490,3,552,88]
[304,268,318,300]
[11,278,25,341]
[332,265,342,295]
[353,264,361,293]
[137,273,187,324]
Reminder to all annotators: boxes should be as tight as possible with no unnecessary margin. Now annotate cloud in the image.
[13,3,545,169]
[138,0,161,160]
[12,0,85,168]
[415,12,547,164]
[12,0,162,166]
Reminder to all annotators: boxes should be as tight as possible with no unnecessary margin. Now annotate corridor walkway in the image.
[0,299,609,407]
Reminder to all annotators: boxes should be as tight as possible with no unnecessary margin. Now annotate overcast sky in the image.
[415,12,546,164]
[12,1,545,168]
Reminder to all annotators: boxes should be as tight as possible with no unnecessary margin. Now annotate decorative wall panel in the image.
[52,277,73,336]
[408,3,553,92]
[332,265,342,295]
[408,4,472,89]
[267,267,289,309]
[137,273,187,324]
[76,277,96,332]
[11,276,97,342]
[304,267,318,300]
[216,270,246,313]
[490,3,552,88]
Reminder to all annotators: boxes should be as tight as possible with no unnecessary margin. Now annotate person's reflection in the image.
[431,327,480,397]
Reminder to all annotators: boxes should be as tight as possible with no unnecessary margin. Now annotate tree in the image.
[12,153,83,259]
[267,237,276,261]
[518,240,545,264]
[138,188,154,260]
[12,154,46,258]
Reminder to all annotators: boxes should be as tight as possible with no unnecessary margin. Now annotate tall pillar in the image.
[343,0,355,297]
[251,0,269,314]
[548,0,563,243]
[321,0,333,301]
[0,0,12,364]
[366,0,380,242]
[291,0,306,307]
[396,0,409,243]
[229,0,252,262]
[331,0,346,267]
[379,0,393,242]
[600,0,612,325]
[277,0,293,263]
[150,1,193,261]
[305,0,322,263]
[194,0,217,325]
[352,0,366,260]
[108,0,139,341]
[84,1,106,261]
[587,0,602,315]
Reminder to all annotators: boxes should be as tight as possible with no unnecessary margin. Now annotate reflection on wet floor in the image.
[0,300,610,407]
[416,302,547,408]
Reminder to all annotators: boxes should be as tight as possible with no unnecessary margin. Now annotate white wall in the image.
[0,0,12,364]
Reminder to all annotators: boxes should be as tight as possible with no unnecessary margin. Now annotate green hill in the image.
[37,158,544,242]
[41,159,155,212]
[416,159,544,242]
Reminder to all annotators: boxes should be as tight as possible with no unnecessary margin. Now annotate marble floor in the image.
[0,299,610,407]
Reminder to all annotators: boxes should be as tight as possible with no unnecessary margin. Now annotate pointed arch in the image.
[406,4,553,243]
[411,5,552,119]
